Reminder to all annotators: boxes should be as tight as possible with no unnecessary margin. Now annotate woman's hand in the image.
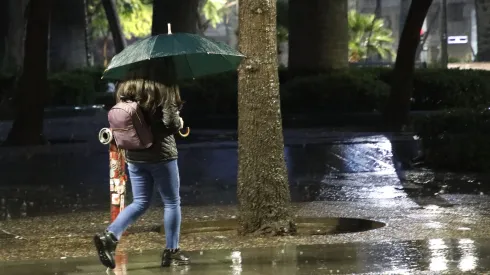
[178,117,184,129]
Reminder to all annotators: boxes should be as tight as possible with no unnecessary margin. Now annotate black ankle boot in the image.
[161,248,190,267]
[93,231,118,269]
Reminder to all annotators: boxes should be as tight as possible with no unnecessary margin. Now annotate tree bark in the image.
[4,0,52,146]
[399,0,411,38]
[384,0,433,131]
[1,0,29,75]
[49,0,88,72]
[0,1,10,71]
[102,0,126,53]
[237,0,295,236]
[83,0,93,66]
[475,0,490,61]
[152,0,200,35]
[288,0,348,72]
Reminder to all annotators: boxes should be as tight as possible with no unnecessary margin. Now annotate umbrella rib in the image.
[149,35,159,59]
[216,53,237,72]
[103,33,245,80]
[173,35,196,78]
[184,56,195,79]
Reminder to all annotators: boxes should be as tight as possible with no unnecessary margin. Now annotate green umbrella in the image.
[102,24,245,80]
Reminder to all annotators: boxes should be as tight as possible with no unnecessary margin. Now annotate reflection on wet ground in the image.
[1,133,489,220]
[3,239,490,274]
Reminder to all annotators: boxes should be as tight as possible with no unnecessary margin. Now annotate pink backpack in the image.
[108,101,153,150]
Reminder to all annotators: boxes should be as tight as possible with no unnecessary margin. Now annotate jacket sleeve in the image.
[162,104,183,133]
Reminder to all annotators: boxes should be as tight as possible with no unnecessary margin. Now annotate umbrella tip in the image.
[167,23,172,35]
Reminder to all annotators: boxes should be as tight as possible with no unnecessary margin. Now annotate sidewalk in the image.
[5,239,490,274]
[2,114,490,273]
[2,192,490,273]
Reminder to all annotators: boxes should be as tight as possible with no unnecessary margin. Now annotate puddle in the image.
[159,217,386,236]
[2,239,489,274]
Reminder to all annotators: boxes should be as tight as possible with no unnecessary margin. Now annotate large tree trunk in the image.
[1,0,29,75]
[237,0,295,236]
[83,0,93,65]
[49,0,88,72]
[475,0,490,61]
[152,0,200,35]
[384,0,433,131]
[288,0,348,72]
[399,0,411,38]
[0,1,11,73]
[102,0,126,54]
[4,0,52,146]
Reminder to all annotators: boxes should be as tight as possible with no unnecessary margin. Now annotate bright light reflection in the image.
[372,186,400,199]
[230,251,242,275]
[425,221,443,229]
[383,269,410,275]
[113,254,128,275]
[376,135,394,152]
[429,239,448,272]
[430,256,447,272]
[429,239,447,249]
[458,239,477,272]
[424,205,440,210]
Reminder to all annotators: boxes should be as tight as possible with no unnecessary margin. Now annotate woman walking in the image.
[94,66,189,269]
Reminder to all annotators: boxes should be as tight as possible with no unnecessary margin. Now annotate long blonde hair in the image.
[115,59,183,114]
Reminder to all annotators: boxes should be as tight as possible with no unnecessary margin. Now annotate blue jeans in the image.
[107,160,181,249]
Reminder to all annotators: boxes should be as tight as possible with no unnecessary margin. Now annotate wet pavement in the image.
[2,114,490,273]
[0,112,431,218]
[1,131,488,219]
[3,240,490,274]
[0,113,467,218]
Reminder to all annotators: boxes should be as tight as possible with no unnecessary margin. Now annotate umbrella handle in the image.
[178,127,190,138]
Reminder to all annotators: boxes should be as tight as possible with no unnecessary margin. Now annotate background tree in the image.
[88,0,152,39]
[0,0,29,110]
[87,0,151,64]
[234,0,289,61]
[475,0,490,61]
[199,0,234,31]
[384,0,433,131]
[1,0,30,76]
[348,10,395,62]
[4,0,52,146]
[152,0,200,34]
[102,0,127,53]
[288,0,348,72]
[237,0,295,235]
[49,0,89,72]
[86,0,230,63]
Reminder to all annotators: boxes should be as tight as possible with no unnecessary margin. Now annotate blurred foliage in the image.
[87,0,152,39]
[200,0,236,29]
[276,6,396,62]
[280,70,390,114]
[87,0,241,39]
[413,109,490,172]
[47,67,108,106]
[348,11,395,62]
[200,0,288,30]
[49,67,490,115]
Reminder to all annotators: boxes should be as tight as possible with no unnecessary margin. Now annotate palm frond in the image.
[348,11,395,61]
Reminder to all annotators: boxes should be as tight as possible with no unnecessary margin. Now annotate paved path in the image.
[3,239,490,274]
[0,113,425,219]
[3,113,490,274]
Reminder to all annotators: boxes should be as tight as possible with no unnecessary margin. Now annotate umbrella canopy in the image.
[102,28,245,81]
